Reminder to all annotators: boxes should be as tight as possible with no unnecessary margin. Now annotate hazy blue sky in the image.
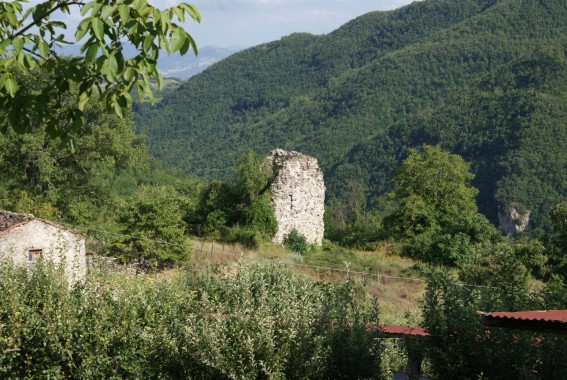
[184,0,416,47]
[28,0,416,48]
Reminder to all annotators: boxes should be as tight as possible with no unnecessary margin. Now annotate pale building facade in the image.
[0,211,87,282]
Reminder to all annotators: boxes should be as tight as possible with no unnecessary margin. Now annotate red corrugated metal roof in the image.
[478,310,567,323]
[478,310,567,335]
[368,323,430,337]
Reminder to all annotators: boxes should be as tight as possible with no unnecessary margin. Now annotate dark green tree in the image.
[240,193,278,239]
[190,180,240,236]
[386,145,500,265]
[548,202,567,249]
[235,151,273,202]
[390,145,478,220]
[188,151,278,244]
[324,180,384,248]
[545,202,567,279]
[0,82,148,225]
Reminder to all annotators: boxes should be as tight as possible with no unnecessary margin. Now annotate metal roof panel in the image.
[478,310,567,323]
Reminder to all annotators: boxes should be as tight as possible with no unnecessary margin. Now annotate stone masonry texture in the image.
[269,149,325,245]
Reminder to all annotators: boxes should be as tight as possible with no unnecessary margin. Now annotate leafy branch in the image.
[0,0,201,145]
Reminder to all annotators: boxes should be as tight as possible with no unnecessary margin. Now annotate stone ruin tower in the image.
[268,149,325,246]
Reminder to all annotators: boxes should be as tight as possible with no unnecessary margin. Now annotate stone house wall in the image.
[0,219,87,283]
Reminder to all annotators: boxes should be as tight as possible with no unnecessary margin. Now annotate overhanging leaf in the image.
[11,37,23,53]
[118,4,131,24]
[75,18,91,41]
[80,2,96,17]
[38,40,50,58]
[170,29,185,53]
[143,34,153,51]
[100,55,118,81]
[4,75,19,97]
[172,7,185,23]
[179,36,191,56]
[91,18,104,41]
[181,3,201,22]
[77,91,90,111]
[85,43,98,63]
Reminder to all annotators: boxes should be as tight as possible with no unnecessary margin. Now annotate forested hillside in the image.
[134,0,567,230]
[328,43,567,229]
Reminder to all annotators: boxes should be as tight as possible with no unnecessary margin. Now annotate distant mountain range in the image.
[59,45,242,79]
[154,46,243,79]
[132,0,567,232]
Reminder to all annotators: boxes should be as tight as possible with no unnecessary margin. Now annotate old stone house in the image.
[0,210,87,282]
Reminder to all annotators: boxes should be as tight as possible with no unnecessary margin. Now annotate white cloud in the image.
[20,0,416,47]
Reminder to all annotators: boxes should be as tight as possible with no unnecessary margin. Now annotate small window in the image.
[28,249,43,262]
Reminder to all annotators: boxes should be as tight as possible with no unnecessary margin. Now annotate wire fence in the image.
[59,220,515,294]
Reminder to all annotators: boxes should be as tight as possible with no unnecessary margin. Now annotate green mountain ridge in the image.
[328,42,567,229]
[133,0,497,175]
[133,0,567,231]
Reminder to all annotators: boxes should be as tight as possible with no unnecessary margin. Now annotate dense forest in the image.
[134,0,567,231]
[328,42,567,231]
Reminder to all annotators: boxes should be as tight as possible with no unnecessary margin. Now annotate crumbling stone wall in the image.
[269,149,325,245]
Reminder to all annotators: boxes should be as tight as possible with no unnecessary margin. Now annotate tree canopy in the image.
[393,145,478,215]
[387,145,478,235]
[385,145,500,265]
[0,0,200,144]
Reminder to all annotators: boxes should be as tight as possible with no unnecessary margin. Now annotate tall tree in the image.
[546,202,567,279]
[235,151,273,202]
[386,145,500,265]
[387,145,478,236]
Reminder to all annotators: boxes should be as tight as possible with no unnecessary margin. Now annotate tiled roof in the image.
[0,210,34,232]
[0,210,83,238]
[478,310,567,323]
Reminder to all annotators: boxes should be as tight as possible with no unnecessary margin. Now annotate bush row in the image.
[0,262,382,379]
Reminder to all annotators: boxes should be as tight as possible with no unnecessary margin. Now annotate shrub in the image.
[284,229,310,255]
[0,261,384,379]
[239,193,278,238]
[112,185,189,268]
[223,225,263,249]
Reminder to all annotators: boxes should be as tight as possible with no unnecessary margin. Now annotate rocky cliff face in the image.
[498,207,531,236]
[269,149,325,245]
